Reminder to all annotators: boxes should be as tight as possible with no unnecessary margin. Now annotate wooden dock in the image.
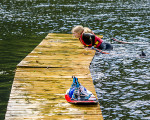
[5,33,103,120]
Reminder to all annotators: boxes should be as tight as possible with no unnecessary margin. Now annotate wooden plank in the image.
[5,33,103,120]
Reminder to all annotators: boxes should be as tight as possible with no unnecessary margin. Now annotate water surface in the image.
[0,0,150,119]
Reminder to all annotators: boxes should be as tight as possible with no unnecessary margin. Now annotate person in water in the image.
[71,25,113,51]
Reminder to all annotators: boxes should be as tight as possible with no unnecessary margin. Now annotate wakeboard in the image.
[65,76,98,104]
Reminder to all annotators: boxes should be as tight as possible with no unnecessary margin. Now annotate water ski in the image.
[65,76,98,104]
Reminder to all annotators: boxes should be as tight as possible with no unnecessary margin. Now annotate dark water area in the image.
[0,0,150,120]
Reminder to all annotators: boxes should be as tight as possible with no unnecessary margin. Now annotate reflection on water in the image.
[91,43,150,119]
[0,0,150,119]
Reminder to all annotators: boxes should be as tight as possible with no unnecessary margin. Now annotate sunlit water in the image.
[0,0,150,120]
[90,44,150,119]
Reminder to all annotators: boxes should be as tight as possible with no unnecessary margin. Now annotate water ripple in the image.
[0,0,150,119]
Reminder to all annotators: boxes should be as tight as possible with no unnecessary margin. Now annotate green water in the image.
[0,0,150,120]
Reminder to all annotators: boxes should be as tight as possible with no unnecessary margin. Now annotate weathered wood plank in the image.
[5,33,103,120]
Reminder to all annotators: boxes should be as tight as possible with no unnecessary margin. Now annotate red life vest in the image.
[79,34,103,48]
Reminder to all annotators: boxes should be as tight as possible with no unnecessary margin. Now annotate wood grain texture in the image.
[5,33,103,120]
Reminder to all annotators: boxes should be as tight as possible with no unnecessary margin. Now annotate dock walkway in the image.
[5,33,103,120]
